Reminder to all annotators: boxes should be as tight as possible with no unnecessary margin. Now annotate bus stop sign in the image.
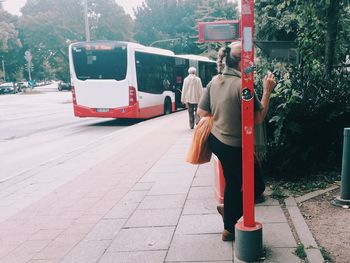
[198,20,240,43]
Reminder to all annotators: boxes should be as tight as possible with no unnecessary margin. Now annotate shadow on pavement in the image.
[87,118,145,127]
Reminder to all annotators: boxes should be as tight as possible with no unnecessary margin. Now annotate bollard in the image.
[332,128,350,207]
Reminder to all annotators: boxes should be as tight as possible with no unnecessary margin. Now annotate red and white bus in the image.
[69,41,216,119]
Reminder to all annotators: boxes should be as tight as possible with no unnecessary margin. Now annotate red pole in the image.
[240,0,255,228]
[235,1,263,260]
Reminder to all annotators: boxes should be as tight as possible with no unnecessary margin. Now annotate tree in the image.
[194,0,238,57]
[18,0,133,81]
[324,0,342,75]
[255,0,349,75]
[0,10,23,81]
[134,0,238,55]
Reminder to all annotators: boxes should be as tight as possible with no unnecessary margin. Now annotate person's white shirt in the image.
[181,73,203,104]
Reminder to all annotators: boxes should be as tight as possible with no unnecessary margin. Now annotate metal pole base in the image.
[234,222,263,262]
[331,196,350,207]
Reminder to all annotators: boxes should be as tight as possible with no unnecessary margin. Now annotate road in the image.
[0,82,142,182]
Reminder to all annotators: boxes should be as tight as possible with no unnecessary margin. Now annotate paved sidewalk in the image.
[0,111,320,262]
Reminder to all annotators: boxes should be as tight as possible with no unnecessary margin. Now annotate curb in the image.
[295,185,339,204]
[285,197,325,263]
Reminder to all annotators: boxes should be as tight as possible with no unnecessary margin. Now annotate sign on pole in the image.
[198,20,240,43]
[24,50,32,81]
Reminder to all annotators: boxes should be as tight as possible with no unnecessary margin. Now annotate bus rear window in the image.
[72,45,127,80]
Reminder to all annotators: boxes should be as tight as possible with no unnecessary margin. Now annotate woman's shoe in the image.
[217,204,224,219]
[222,229,235,241]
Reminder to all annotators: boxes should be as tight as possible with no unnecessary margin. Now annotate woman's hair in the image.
[216,42,241,74]
[188,67,196,74]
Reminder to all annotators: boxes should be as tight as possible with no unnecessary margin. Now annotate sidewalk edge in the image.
[285,197,325,263]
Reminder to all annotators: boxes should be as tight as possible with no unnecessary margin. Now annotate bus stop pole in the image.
[332,128,350,206]
[234,0,263,261]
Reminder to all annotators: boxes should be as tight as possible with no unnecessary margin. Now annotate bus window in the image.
[136,52,174,94]
[72,45,127,81]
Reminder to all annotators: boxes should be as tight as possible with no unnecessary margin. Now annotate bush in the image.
[256,62,350,179]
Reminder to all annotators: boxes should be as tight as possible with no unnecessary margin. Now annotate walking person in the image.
[197,42,276,241]
[181,67,203,129]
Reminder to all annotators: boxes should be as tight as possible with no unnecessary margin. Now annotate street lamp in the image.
[1,57,5,82]
[84,0,90,42]
[150,38,181,47]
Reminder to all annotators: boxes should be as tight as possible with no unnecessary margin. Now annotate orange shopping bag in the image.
[186,116,213,164]
[213,155,225,204]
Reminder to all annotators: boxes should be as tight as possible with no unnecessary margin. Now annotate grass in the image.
[270,184,288,201]
[266,171,340,197]
[294,243,307,260]
[320,247,333,262]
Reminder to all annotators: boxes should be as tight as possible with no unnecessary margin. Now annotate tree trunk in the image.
[324,0,341,76]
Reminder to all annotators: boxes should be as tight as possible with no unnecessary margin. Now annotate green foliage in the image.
[17,0,133,81]
[255,0,299,41]
[0,10,23,82]
[255,58,350,179]
[256,0,349,72]
[320,247,333,262]
[133,0,238,54]
[294,243,307,260]
[270,184,288,201]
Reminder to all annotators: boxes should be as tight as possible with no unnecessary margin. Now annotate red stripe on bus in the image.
[73,103,166,119]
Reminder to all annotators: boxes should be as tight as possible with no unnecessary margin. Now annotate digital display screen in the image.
[198,21,240,42]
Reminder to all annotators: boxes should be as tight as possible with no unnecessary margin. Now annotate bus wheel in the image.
[164,97,172,115]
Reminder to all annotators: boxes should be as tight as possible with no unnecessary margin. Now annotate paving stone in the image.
[28,259,60,263]
[119,190,148,203]
[125,208,181,227]
[61,240,111,263]
[263,223,297,248]
[131,182,154,191]
[255,205,287,223]
[28,229,63,241]
[0,240,49,263]
[187,186,215,200]
[264,247,300,263]
[0,245,16,258]
[108,226,175,252]
[176,214,222,235]
[149,165,196,174]
[138,172,159,183]
[84,219,125,241]
[139,195,186,210]
[32,245,73,260]
[166,233,232,262]
[103,202,139,219]
[99,250,167,263]
[148,182,192,195]
[192,173,215,187]
[255,196,280,206]
[182,198,217,215]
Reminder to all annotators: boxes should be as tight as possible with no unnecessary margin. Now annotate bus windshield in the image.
[72,44,127,81]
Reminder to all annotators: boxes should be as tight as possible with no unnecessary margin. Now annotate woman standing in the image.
[197,42,276,241]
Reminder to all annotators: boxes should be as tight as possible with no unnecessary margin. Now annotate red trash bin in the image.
[213,155,226,204]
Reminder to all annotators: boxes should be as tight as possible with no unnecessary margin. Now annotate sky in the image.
[2,0,240,17]
[2,0,145,17]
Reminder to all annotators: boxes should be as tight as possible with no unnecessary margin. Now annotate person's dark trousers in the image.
[209,134,266,233]
[209,134,243,233]
[187,103,198,129]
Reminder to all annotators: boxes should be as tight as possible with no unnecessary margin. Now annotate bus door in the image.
[174,57,188,109]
